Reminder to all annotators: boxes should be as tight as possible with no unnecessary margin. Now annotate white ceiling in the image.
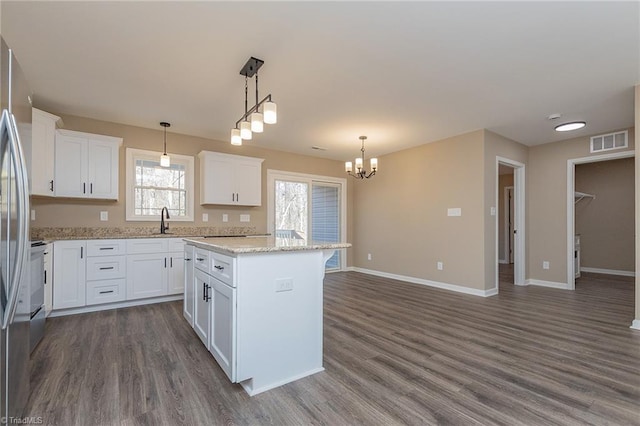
[2,1,639,161]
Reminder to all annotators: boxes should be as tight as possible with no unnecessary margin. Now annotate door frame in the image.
[503,186,514,264]
[566,150,635,290]
[495,157,526,288]
[267,169,348,271]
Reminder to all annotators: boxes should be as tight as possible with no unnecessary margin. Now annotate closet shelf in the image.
[574,191,596,204]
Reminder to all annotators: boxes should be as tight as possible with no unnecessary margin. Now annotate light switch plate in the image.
[543,261,550,270]
[447,208,462,217]
[437,261,443,270]
[100,211,108,221]
[202,213,209,222]
[240,214,250,223]
[222,214,228,222]
[490,207,496,216]
[31,209,35,221]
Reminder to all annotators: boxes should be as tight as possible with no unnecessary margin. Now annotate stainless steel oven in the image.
[29,241,46,353]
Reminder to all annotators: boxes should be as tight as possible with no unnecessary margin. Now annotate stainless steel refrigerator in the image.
[0,36,32,421]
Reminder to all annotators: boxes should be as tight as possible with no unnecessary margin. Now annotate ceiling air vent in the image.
[590,130,628,153]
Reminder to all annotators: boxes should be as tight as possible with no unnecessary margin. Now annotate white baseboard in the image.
[525,279,571,290]
[498,259,509,265]
[350,267,498,297]
[241,367,325,396]
[630,320,640,331]
[49,294,183,317]
[580,267,635,277]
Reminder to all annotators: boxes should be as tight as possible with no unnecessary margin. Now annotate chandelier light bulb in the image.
[355,157,363,170]
[251,112,264,133]
[160,154,171,168]
[345,161,353,173]
[264,101,277,124]
[240,121,252,140]
[370,158,378,171]
[231,128,242,145]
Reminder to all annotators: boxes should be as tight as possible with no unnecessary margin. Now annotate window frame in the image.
[125,148,195,222]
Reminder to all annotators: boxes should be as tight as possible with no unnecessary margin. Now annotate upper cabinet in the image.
[54,129,122,200]
[198,151,264,206]
[31,108,62,196]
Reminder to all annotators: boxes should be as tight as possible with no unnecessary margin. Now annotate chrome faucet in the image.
[160,207,170,234]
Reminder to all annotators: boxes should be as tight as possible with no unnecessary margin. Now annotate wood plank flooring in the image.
[26,267,640,425]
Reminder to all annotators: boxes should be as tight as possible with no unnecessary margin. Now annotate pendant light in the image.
[160,122,171,167]
[230,57,277,145]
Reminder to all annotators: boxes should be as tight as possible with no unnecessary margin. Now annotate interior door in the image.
[508,187,514,264]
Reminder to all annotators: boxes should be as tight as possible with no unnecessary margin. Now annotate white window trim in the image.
[125,148,195,222]
[267,169,348,271]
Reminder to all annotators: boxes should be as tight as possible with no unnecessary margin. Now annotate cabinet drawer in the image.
[86,279,126,305]
[210,252,235,287]
[194,248,210,274]
[87,239,126,257]
[127,239,168,254]
[168,238,185,252]
[86,256,126,281]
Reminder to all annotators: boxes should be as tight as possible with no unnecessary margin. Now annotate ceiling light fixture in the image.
[345,136,377,179]
[230,57,277,146]
[159,121,171,167]
[555,121,586,132]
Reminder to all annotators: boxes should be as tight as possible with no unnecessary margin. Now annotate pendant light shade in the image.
[230,128,242,146]
[159,122,171,168]
[263,101,277,124]
[240,121,252,140]
[251,112,264,133]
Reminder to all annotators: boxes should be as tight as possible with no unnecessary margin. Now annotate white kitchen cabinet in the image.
[43,244,53,316]
[126,253,168,300]
[54,129,122,200]
[30,108,61,196]
[52,241,86,309]
[183,245,195,326]
[198,151,263,206]
[209,276,237,381]
[167,254,185,295]
[194,268,211,346]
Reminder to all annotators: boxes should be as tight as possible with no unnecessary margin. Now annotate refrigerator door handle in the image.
[1,110,30,330]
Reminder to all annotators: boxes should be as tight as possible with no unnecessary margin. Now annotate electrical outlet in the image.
[240,214,250,223]
[367,253,372,261]
[100,211,108,221]
[437,261,443,270]
[543,261,550,270]
[202,213,209,222]
[275,278,293,292]
[222,214,228,222]
[447,208,462,217]
[31,209,35,221]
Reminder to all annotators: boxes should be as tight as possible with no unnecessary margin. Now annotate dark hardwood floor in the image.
[26,266,640,425]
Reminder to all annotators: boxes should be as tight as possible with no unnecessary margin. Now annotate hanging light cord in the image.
[244,75,249,121]
[163,125,167,155]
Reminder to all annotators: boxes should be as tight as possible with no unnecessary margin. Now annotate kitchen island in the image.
[183,236,350,396]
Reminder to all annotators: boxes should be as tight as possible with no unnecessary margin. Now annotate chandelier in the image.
[230,57,277,146]
[345,136,378,179]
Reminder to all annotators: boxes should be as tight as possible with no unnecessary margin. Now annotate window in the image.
[125,148,194,221]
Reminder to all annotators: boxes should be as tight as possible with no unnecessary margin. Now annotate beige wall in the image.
[528,128,635,284]
[498,173,514,262]
[352,130,487,290]
[31,113,355,263]
[575,158,635,272]
[483,130,529,289]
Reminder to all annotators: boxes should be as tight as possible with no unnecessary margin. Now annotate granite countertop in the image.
[184,236,351,255]
[30,226,259,241]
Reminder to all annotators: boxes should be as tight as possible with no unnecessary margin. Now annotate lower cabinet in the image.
[209,276,237,381]
[53,241,86,309]
[183,245,195,326]
[167,253,185,295]
[194,268,211,346]
[126,254,168,300]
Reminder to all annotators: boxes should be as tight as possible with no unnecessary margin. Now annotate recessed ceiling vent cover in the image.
[590,130,628,153]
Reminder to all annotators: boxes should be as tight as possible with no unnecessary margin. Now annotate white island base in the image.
[184,237,348,396]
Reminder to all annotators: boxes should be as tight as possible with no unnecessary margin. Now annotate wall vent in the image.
[590,130,628,153]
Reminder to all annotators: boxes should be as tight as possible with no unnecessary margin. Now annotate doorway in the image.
[495,157,526,289]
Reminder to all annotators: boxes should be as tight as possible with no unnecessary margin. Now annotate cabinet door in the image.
[31,109,58,196]
[87,139,119,199]
[183,245,195,326]
[167,253,184,295]
[126,254,168,300]
[194,269,210,346]
[52,241,86,309]
[54,133,88,197]
[202,157,235,205]
[234,160,262,206]
[210,277,237,382]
